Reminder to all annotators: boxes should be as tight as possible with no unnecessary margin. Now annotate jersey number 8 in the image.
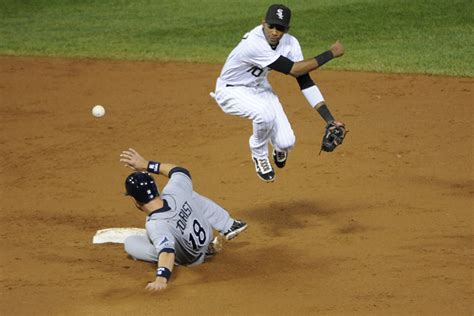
[188,219,206,250]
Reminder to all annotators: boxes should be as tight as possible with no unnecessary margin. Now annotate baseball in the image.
[92,105,105,118]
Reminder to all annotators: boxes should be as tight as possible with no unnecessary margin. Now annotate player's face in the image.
[262,21,287,45]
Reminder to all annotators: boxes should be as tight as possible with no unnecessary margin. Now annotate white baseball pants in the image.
[214,85,295,159]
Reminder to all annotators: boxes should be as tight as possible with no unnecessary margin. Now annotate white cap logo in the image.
[276,8,284,20]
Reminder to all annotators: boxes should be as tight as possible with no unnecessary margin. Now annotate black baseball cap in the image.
[265,4,291,28]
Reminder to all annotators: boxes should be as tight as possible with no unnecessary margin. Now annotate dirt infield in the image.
[1,56,472,315]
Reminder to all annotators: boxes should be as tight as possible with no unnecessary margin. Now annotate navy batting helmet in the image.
[125,171,159,203]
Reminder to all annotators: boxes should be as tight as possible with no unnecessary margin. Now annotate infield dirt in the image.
[0,56,472,315]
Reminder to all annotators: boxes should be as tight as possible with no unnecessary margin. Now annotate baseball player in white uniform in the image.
[212,4,346,182]
[119,148,247,292]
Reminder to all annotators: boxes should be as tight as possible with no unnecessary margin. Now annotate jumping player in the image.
[119,148,247,292]
[212,4,346,182]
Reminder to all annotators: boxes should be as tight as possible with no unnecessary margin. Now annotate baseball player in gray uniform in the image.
[212,4,346,182]
[119,148,247,292]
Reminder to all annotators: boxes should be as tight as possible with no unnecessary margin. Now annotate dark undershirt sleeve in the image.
[168,167,191,179]
[267,56,295,75]
[296,73,315,90]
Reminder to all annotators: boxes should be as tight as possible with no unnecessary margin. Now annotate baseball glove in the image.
[320,122,347,153]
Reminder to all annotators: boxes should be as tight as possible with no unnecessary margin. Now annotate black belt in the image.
[226,84,250,87]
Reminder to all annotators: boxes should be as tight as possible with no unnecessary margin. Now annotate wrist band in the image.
[316,103,335,123]
[156,267,172,280]
[302,85,324,107]
[314,50,334,67]
[147,161,161,174]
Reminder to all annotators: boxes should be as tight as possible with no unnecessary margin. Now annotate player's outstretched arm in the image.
[289,40,344,77]
[119,148,179,177]
[145,252,175,292]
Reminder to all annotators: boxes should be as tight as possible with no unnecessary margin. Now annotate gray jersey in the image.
[145,171,214,265]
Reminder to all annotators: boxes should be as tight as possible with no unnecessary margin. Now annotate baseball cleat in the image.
[223,220,248,241]
[272,149,287,168]
[253,157,275,182]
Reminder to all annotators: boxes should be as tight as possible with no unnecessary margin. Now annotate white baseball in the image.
[92,105,105,118]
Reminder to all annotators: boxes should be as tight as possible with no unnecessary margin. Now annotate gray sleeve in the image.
[146,221,175,255]
[162,172,193,196]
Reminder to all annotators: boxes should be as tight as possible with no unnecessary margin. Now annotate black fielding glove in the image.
[320,122,347,153]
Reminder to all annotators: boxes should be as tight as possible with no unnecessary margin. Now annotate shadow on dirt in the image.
[242,199,357,236]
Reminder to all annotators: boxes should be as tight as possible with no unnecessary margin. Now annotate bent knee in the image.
[123,235,158,262]
[275,134,296,151]
[124,235,141,257]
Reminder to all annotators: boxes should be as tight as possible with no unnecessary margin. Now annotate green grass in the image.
[0,0,473,76]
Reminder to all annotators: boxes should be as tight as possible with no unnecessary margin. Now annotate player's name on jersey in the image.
[176,201,193,234]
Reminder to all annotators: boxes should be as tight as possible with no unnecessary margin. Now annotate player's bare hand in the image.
[145,278,168,292]
[330,40,344,58]
[120,148,148,171]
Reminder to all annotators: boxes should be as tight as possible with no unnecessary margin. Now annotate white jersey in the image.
[216,25,304,90]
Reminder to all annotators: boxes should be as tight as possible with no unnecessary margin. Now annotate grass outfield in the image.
[0,0,472,76]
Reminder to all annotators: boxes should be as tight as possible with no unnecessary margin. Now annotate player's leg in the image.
[215,87,276,157]
[214,87,277,182]
[261,90,295,168]
[196,193,233,231]
[242,92,277,182]
[124,235,158,262]
[196,193,247,240]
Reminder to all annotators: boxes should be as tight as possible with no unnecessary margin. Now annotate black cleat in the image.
[272,149,287,168]
[223,220,248,241]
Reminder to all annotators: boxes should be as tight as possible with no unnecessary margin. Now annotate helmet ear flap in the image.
[125,172,159,203]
